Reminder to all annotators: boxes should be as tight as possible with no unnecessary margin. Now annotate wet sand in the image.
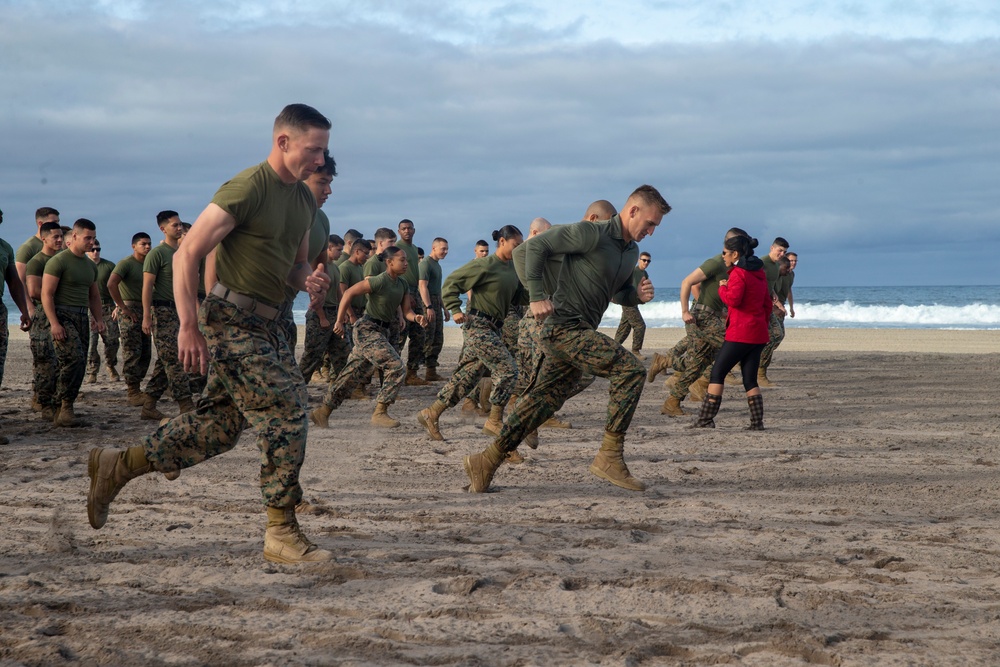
[1,327,999,665]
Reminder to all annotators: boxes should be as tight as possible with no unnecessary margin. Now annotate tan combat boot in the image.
[371,402,400,428]
[263,507,333,564]
[87,445,154,529]
[632,350,645,360]
[417,399,447,441]
[424,366,445,382]
[31,392,43,412]
[41,405,57,422]
[482,404,504,437]
[86,371,98,384]
[461,397,479,416]
[505,449,525,464]
[107,366,121,382]
[687,376,710,402]
[477,377,493,417]
[523,430,539,450]
[660,395,685,416]
[55,401,77,427]
[757,369,776,387]
[589,431,646,491]
[349,386,368,400]
[140,396,165,420]
[310,404,333,428]
[405,369,429,386]
[541,415,571,429]
[647,352,671,383]
[126,384,146,406]
[177,397,196,414]
[463,442,505,493]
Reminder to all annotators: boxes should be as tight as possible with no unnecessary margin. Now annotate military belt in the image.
[691,303,724,318]
[55,305,89,314]
[152,299,175,308]
[363,315,393,330]
[210,283,280,321]
[468,308,503,329]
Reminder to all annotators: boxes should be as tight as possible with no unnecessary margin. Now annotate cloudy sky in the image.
[2,0,998,288]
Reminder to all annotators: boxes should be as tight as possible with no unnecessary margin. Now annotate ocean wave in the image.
[597,300,1000,330]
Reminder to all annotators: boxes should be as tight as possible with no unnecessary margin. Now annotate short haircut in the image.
[156,210,179,226]
[329,234,344,246]
[772,237,790,249]
[73,218,97,231]
[639,251,651,259]
[60,225,72,235]
[398,219,414,230]
[475,239,489,248]
[417,246,424,256]
[353,239,372,254]
[40,222,62,236]
[726,227,749,239]
[274,104,332,133]
[583,201,616,221]
[342,229,363,245]
[374,227,397,242]
[132,232,151,244]
[181,222,192,232]
[316,150,338,177]
[628,185,671,215]
[786,251,798,258]
[778,256,791,269]
[432,237,448,246]
[36,206,59,220]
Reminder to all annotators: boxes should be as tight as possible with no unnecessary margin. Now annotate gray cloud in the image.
[1,5,997,289]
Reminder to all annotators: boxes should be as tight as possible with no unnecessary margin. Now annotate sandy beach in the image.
[2,326,1000,666]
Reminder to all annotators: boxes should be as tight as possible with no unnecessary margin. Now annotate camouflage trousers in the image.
[669,307,726,400]
[277,300,297,355]
[142,296,308,509]
[299,305,350,382]
[400,288,425,372]
[496,321,645,454]
[87,302,120,375]
[614,305,646,352]
[759,311,785,371]
[514,312,594,399]
[438,314,517,409]
[324,316,405,408]
[29,305,57,409]
[0,302,7,386]
[52,307,90,404]
[422,295,444,369]
[118,304,151,387]
[502,304,524,354]
[144,305,192,402]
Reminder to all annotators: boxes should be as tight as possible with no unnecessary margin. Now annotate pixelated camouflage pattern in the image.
[141,296,308,508]
[614,305,646,352]
[437,314,517,408]
[496,321,645,454]
[759,311,784,371]
[29,304,57,408]
[299,305,350,381]
[143,306,192,402]
[52,308,90,404]
[422,294,444,369]
[322,317,405,408]
[669,308,726,400]
[514,311,595,400]
[117,305,151,387]
[501,303,523,354]
[277,300,297,353]
[0,303,7,387]
[400,288,426,371]
[87,302,120,375]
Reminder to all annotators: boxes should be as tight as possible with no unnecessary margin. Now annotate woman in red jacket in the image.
[692,234,772,430]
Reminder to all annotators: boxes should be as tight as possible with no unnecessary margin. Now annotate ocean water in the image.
[6,285,1000,330]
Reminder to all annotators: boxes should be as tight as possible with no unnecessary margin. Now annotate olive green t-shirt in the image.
[696,255,728,313]
[94,258,116,303]
[144,243,178,302]
[211,161,316,306]
[761,256,781,293]
[112,255,145,302]
[0,238,13,298]
[324,261,341,307]
[26,251,56,279]
[363,254,385,278]
[775,270,794,305]
[364,271,408,322]
[632,266,648,288]
[442,254,524,322]
[15,236,43,265]
[418,257,443,297]
[43,250,98,307]
[524,216,640,330]
[396,239,420,289]
[340,260,367,315]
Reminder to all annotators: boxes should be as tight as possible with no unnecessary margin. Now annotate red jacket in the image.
[719,264,771,344]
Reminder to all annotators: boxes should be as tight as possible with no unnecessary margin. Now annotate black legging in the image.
[709,341,766,392]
